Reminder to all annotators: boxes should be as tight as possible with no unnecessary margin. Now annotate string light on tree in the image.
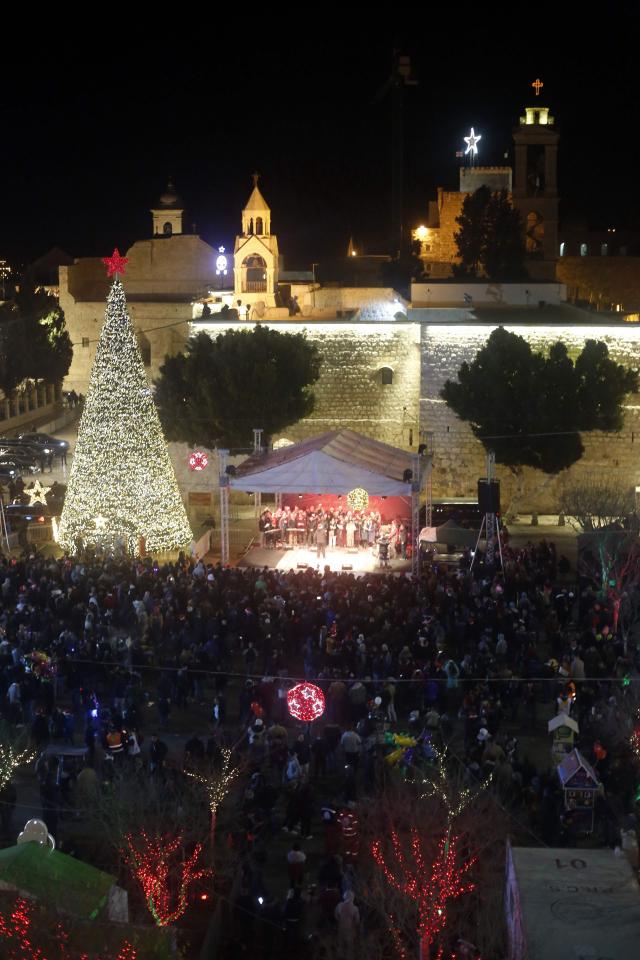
[287,681,326,722]
[57,252,192,555]
[123,830,210,926]
[347,487,369,512]
[185,747,240,838]
[0,741,36,792]
[372,828,475,959]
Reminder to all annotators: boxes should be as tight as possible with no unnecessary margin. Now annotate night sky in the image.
[3,16,638,268]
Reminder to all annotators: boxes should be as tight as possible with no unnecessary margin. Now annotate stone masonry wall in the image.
[194,320,421,451]
[422,323,640,512]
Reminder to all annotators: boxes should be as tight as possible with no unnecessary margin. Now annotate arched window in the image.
[601,243,608,256]
[380,366,393,385]
[255,217,263,234]
[163,222,172,236]
[580,243,588,256]
[559,242,565,257]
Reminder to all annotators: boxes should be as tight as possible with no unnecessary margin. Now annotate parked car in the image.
[0,438,45,464]
[0,453,40,475]
[18,432,70,454]
[4,502,49,532]
[0,464,22,483]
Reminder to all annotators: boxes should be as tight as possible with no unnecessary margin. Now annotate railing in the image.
[244,281,267,293]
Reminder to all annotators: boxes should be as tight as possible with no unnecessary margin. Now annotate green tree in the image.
[441,327,638,475]
[380,238,425,298]
[453,185,490,277]
[155,326,321,449]
[0,285,72,394]
[453,187,526,280]
[58,278,192,555]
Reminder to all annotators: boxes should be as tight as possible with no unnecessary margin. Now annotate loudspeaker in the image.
[478,479,500,514]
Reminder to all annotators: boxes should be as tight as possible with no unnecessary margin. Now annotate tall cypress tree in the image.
[58,258,192,555]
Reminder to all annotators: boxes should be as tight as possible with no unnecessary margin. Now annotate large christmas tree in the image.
[57,250,192,555]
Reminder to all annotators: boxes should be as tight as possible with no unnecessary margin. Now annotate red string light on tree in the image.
[372,828,475,958]
[188,451,209,472]
[287,681,325,722]
[123,830,211,926]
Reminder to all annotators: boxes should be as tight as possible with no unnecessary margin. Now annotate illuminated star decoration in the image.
[463,127,481,157]
[94,515,108,532]
[287,681,326,722]
[102,247,129,277]
[26,479,51,506]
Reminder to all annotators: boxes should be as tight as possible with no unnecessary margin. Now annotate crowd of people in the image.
[259,504,410,560]
[0,538,636,955]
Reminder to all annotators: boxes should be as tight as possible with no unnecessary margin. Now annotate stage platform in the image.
[239,543,411,575]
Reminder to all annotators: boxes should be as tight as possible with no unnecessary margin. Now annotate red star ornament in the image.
[103,247,129,277]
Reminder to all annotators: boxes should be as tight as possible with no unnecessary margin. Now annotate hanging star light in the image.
[464,127,481,157]
[102,247,129,277]
[26,479,51,506]
[287,681,326,722]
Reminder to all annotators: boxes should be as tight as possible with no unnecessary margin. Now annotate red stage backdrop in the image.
[281,494,410,524]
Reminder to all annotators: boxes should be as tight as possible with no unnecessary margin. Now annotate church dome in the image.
[158,179,182,209]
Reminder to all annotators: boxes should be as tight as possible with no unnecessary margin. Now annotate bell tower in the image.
[512,81,560,279]
[234,173,279,309]
[150,179,184,237]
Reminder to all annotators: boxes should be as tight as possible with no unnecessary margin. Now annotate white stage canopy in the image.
[230,429,414,496]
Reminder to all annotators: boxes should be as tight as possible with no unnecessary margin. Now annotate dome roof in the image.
[157,179,182,209]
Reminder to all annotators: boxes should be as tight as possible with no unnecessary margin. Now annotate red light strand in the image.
[372,828,475,957]
[123,830,211,926]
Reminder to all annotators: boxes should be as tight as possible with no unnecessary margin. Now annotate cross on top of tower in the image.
[251,171,260,187]
[532,78,543,97]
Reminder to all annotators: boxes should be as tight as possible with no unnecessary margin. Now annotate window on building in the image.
[380,366,393,385]
[601,243,608,256]
[82,337,90,348]
[255,217,263,234]
[163,222,173,236]
[559,242,565,257]
[580,243,588,256]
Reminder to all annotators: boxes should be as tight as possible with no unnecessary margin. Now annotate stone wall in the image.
[421,323,640,511]
[556,256,640,312]
[193,319,421,450]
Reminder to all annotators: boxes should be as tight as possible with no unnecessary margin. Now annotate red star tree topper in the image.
[102,247,129,277]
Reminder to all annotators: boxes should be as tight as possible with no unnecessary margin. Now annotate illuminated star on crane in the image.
[102,248,129,277]
[464,127,481,157]
[26,480,51,506]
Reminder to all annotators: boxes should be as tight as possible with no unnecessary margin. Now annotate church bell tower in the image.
[512,81,560,279]
[234,173,279,309]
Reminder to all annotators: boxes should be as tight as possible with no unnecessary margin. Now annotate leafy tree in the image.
[453,187,526,280]
[380,238,424,298]
[453,185,490,277]
[155,326,321,449]
[441,327,638,475]
[0,285,72,395]
[14,283,73,383]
